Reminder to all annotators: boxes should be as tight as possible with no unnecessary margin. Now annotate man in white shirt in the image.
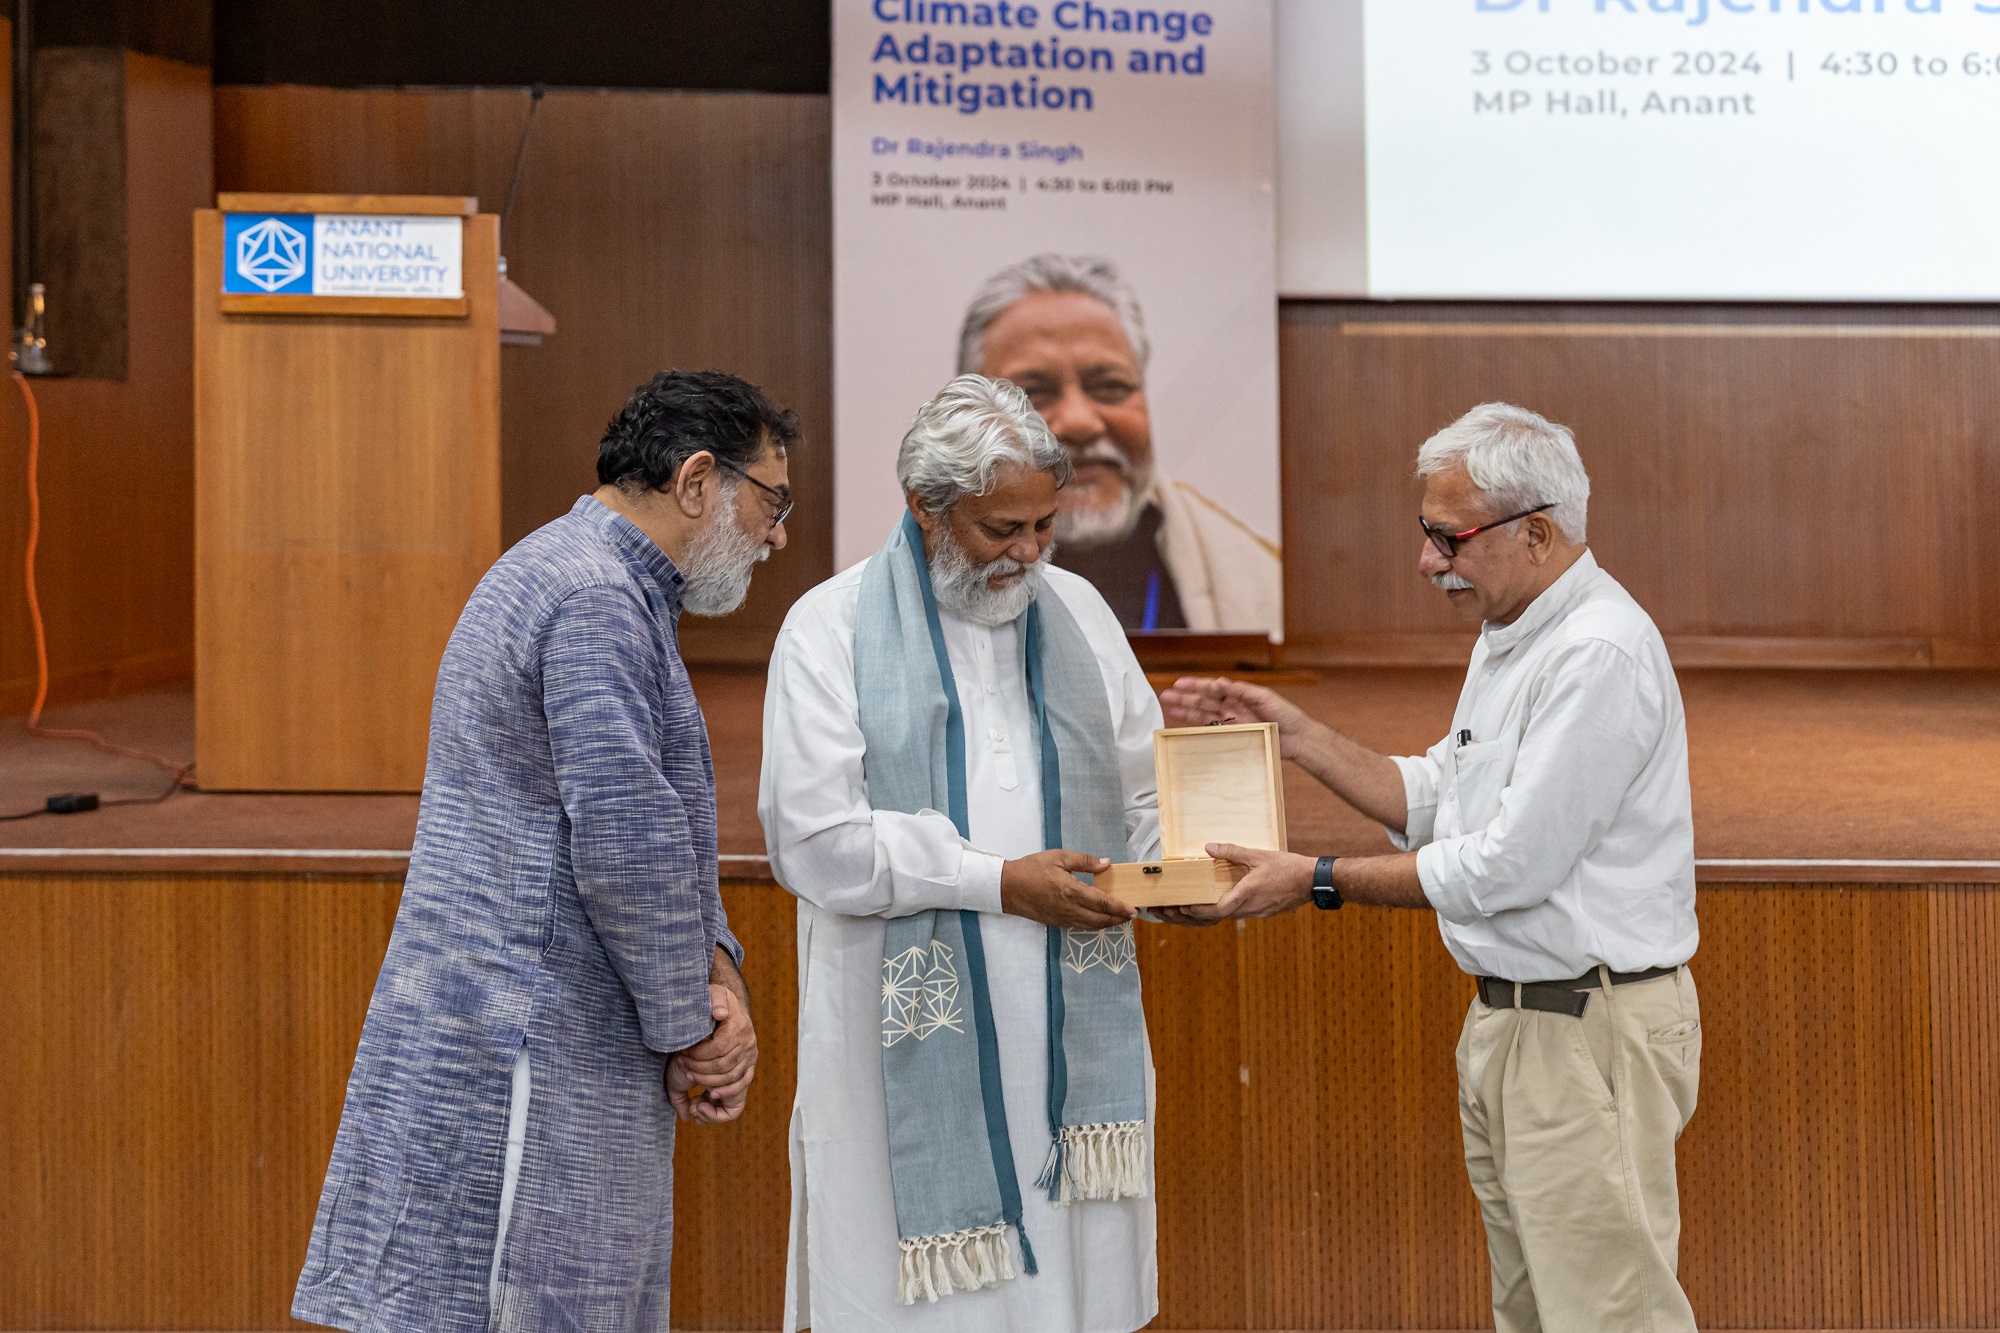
[760,375,1164,1332]
[1160,403,1702,1333]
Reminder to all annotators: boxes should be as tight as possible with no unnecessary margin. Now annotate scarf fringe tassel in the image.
[1035,1119,1149,1205]
[895,1222,1016,1306]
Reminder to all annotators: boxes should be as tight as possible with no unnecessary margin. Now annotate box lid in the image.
[1153,723,1287,860]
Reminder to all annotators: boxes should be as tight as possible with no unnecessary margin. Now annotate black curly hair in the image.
[597,369,800,492]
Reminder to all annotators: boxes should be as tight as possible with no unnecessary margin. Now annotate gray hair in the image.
[897,374,1073,513]
[1416,402,1590,542]
[956,253,1150,375]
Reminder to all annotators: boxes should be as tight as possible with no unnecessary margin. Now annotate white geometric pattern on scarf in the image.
[881,940,966,1046]
[1063,922,1137,975]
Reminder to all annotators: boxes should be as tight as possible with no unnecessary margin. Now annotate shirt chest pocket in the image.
[1447,737,1517,833]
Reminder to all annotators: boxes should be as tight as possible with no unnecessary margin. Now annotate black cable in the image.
[499,84,545,253]
[0,768,190,822]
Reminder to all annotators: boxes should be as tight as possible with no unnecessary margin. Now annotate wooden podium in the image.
[194,194,501,791]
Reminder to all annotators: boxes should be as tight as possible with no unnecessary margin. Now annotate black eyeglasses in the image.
[1419,503,1552,559]
[715,457,794,528]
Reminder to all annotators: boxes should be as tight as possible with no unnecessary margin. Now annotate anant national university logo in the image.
[223,213,315,295]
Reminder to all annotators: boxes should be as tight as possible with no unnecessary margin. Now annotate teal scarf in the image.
[854,513,1149,1305]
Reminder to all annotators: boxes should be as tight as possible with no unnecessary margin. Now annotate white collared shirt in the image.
[1388,550,1699,982]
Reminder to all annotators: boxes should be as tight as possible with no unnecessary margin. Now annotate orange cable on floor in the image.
[13,369,193,789]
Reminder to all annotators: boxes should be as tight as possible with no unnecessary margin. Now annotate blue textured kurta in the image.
[294,496,739,1333]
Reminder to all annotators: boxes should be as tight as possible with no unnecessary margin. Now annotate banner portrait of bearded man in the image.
[958,253,1283,636]
[760,374,1165,1332]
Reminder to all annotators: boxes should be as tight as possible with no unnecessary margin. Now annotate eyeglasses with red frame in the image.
[1419,503,1553,559]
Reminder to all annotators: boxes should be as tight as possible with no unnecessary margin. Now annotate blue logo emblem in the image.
[223,213,315,294]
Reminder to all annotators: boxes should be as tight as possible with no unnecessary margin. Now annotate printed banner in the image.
[222,213,464,299]
[833,0,1282,636]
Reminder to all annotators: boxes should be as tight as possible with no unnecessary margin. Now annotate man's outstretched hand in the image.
[1158,677,1320,759]
[1161,676,1412,834]
[668,982,757,1123]
[1153,843,1315,927]
[1001,849,1135,930]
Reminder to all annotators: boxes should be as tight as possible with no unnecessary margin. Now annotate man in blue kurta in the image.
[294,370,798,1333]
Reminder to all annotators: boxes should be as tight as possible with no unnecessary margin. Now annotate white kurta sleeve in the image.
[759,591,1004,920]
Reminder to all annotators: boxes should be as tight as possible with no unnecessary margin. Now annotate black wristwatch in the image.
[1311,855,1343,911]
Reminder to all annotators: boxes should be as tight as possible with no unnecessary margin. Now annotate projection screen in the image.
[1278,0,2000,300]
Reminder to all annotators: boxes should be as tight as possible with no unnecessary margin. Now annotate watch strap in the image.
[1311,855,1343,911]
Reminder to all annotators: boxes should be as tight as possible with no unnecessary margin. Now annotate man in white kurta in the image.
[760,383,1164,1333]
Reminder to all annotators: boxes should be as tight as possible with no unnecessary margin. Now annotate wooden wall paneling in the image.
[665,882,799,1331]
[491,89,833,665]
[1676,885,1851,1327]
[1278,306,2000,666]
[0,872,402,1329]
[6,871,1998,1329]
[0,859,51,1318]
[1277,308,1433,659]
[1237,904,1487,1330]
[1235,909,1319,1329]
[213,86,835,668]
[1383,914,1491,1330]
[211,86,483,201]
[1930,885,2000,1328]
[0,51,213,715]
[1138,916,1248,1328]
[1853,884,1941,1329]
[1673,885,1943,1329]
[212,89,2000,670]
[193,206,501,791]
[218,192,477,216]
[1933,345,2000,662]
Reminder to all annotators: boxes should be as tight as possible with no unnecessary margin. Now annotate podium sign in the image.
[223,212,464,299]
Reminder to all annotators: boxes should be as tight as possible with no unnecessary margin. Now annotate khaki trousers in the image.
[1457,967,1703,1333]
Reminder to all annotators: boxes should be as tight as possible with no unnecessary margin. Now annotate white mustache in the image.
[1431,571,1474,591]
[1064,436,1129,473]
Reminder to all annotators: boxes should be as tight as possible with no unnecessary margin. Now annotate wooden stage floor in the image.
[5,666,1998,878]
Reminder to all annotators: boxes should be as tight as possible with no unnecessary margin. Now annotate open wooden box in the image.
[1099,722,1288,907]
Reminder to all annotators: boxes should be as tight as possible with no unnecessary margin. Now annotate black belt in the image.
[1475,965,1681,1019]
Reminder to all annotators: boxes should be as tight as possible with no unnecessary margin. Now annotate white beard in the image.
[929,524,1054,628]
[1054,435,1153,549]
[680,486,769,617]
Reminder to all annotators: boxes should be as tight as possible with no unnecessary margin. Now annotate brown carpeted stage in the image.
[3,670,1997,1330]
